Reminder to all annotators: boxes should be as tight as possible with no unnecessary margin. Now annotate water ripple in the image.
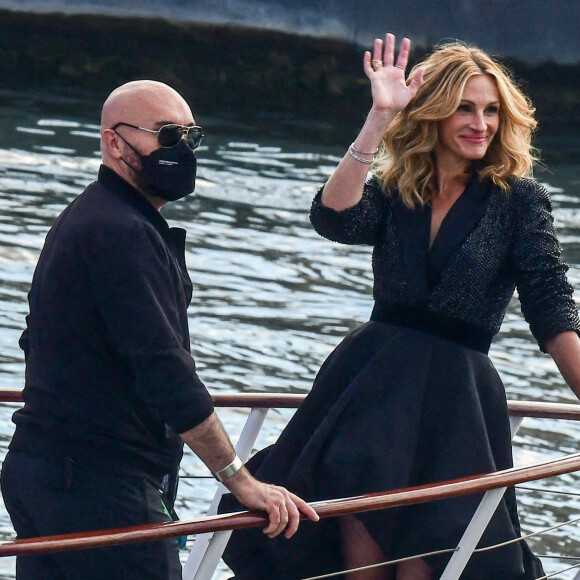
[0,105,578,577]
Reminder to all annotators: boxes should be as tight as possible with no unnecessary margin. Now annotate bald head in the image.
[99,80,196,205]
[101,80,193,132]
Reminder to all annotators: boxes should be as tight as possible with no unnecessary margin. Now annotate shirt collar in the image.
[97,165,170,234]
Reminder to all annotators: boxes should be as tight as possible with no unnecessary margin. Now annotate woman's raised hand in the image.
[364,33,424,114]
[320,33,422,211]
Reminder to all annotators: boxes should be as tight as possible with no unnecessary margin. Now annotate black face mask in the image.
[118,135,197,201]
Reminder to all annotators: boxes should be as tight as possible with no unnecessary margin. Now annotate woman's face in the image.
[434,74,500,169]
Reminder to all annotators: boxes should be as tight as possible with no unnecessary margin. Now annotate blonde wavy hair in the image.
[373,42,538,208]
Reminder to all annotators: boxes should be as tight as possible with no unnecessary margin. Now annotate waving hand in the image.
[321,33,423,212]
[363,33,424,114]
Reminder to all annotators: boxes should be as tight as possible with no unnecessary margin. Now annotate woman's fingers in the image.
[408,67,425,96]
[373,37,385,65]
[395,37,411,72]
[366,34,412,77]
[363,50,374,75]
[383,33,395,67]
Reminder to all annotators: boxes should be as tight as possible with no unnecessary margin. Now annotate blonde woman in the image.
[222,34,580,579]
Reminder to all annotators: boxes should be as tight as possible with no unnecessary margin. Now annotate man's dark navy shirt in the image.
[9,165,214,483]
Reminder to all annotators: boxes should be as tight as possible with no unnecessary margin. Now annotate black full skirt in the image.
[220,322,545,580]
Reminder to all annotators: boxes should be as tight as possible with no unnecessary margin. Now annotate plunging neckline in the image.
[429,187,467,250]
[427,175,488,256]
[428,183,470,251]
[390,176,493,296]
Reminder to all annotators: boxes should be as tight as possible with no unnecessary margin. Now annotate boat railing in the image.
[0,389,579,579]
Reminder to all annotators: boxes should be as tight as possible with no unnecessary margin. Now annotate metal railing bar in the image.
[473,515,580,552]
[305,512,580,580]
[517,485,580,497]
[302,547,459,580]
[534,562,580,579]
[440,487,508,580]
[438,415,524,580]
[1,452,580,557]
[303,514,580,580]
[184,407,270,580]
[304,557,580,580]
[535,555,580,560]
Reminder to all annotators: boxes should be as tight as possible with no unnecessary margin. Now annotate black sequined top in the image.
[310,176,580,354]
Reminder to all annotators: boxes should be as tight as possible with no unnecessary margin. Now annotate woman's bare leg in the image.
[338,515,434,580]
[338,515,394,580]
[396,558,434,580]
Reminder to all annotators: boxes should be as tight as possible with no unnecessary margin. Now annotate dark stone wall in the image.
[0,11,367,123]
[0,8,579,146]
[2,0,579,64]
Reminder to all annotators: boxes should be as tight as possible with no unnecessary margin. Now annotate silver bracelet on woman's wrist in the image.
[349,143,379,156]
[348,143,376,165]
[212,455,243,482]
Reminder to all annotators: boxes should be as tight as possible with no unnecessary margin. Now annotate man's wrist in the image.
[212,454,243,482]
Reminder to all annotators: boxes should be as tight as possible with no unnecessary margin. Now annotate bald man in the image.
[1,80,317,579]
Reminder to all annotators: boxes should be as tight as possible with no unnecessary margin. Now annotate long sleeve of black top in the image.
[11,166,214,481]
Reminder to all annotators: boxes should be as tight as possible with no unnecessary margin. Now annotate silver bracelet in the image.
[349,142,379,156]
[212,455,243,482]
[348,144,374,165]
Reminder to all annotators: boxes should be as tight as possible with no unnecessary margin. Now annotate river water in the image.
[0,91,578,578]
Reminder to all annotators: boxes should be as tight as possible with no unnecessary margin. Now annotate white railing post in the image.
[439,416,524,580]
[182,407,270,580]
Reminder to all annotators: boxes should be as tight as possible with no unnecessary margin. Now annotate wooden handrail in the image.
[0,388,22,403]
[0,389,578,557]
[0,451,579,557]
[506,399,580,421]
[1,388,579,419]
[0,389,306,407]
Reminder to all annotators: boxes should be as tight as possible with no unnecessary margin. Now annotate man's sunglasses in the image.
[112,122,204,151]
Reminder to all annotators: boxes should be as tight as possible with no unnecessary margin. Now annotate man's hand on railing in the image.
[223,468,319,538]
[179,411,319,539]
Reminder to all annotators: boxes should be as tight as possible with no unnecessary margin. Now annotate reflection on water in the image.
[0,93,579,578]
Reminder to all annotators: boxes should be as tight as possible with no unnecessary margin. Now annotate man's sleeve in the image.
[86,218,214,434]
